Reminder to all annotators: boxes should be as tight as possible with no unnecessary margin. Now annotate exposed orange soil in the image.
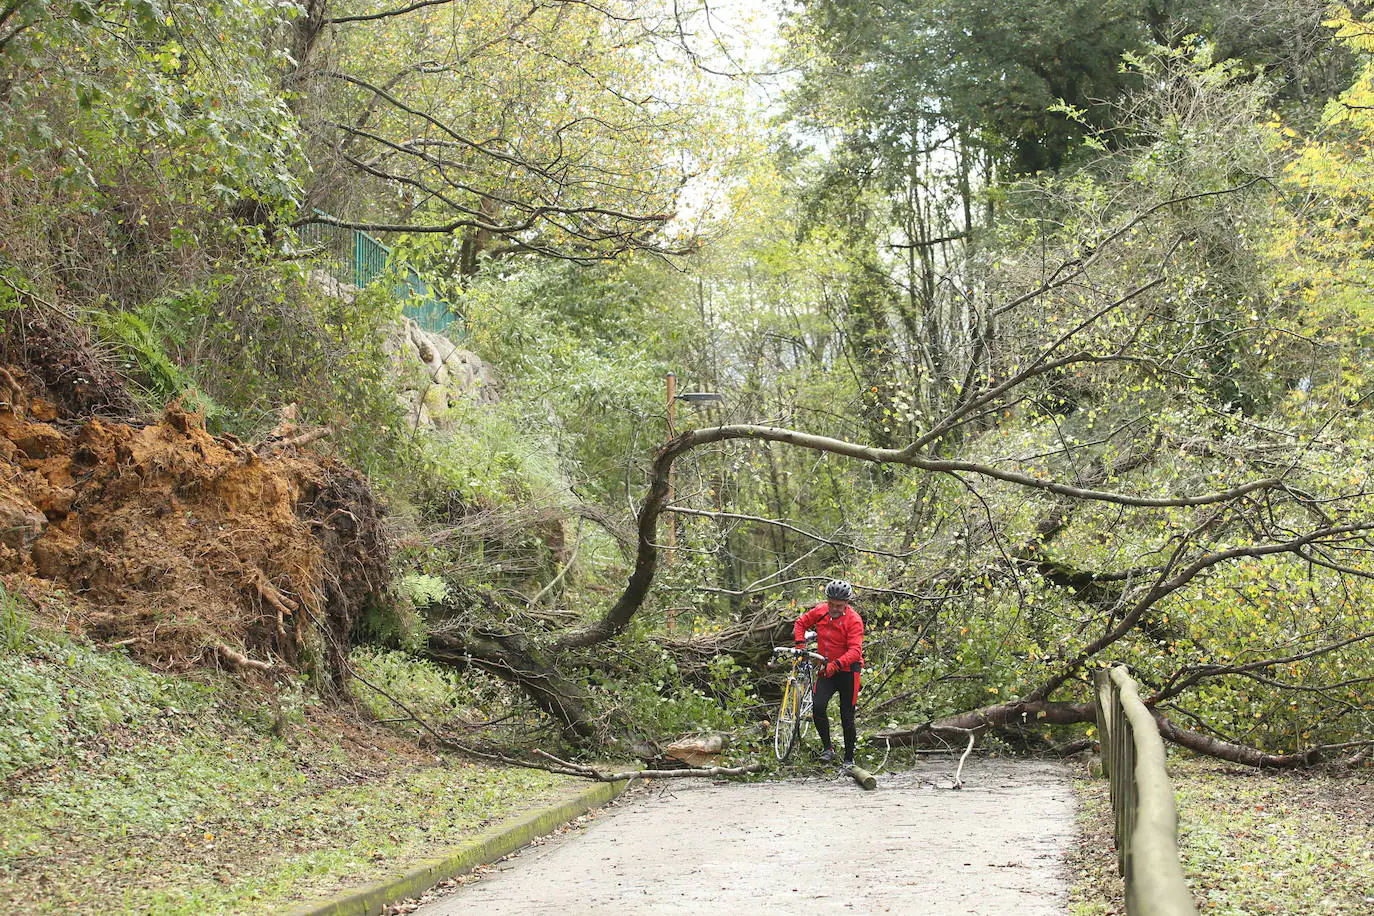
[0,365,385,676]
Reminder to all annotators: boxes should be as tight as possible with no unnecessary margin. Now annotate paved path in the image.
[414,758,1077,915]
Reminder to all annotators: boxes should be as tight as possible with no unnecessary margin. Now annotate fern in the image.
[94,303,221,419]
[397,573,449,607]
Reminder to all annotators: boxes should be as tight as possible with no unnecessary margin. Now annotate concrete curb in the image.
[286,779,629,916]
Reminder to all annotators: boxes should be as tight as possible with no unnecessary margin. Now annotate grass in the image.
[1069,755,1374,915]
[0,623,583,914]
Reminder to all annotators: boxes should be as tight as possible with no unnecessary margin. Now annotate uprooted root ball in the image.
[0,365,387,680]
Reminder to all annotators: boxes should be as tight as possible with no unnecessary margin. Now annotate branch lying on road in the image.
[349,660,761,781]
[533,749,762,782]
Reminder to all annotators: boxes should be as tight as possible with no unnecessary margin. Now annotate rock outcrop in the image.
[307,272,495,431]
[386,316,497,432]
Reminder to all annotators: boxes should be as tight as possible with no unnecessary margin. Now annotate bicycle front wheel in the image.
[797,678,814,741]
[774,678,802,761]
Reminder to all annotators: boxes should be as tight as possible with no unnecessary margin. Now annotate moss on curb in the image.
[286,780,628,916]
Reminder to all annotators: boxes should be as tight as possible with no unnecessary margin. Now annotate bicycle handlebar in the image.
[772,646,826,663]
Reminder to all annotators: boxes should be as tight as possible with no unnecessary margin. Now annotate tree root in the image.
[215,643,273,672]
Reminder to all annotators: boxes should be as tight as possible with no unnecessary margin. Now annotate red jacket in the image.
[794,603,864,671]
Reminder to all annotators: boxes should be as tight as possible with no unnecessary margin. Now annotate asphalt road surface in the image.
[413,757,1078,915]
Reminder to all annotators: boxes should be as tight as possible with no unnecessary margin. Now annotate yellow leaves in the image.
[1325,11,1374,52]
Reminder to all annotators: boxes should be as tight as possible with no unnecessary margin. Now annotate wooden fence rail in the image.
[1092,665,1199,916]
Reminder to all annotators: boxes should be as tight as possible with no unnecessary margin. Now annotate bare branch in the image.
[688,575,947,602]
[326,0,461,25]
[663,505,916,558]
[1151,629,1374,704]
[532,749,760,781]
[1029,521,1374,701]
[989,177,1270,320]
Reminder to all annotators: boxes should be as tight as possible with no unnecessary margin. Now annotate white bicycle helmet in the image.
[824,579,854,601]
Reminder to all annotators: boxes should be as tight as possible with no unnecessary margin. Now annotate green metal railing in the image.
[296,213,461,336]
[1093,665,1199,916]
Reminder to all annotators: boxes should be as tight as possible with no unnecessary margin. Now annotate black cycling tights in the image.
[812,670,856,762]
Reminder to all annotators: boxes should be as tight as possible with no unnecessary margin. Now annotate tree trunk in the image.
[875,699,1095,746]
[1154,715,1327,769]
[426,629,599,741]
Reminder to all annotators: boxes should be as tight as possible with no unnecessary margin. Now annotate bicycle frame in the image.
[772,646,823,761]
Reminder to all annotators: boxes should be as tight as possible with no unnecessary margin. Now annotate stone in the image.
[383,317,499,432]
[0,495,47,549]
[14,427,67,460]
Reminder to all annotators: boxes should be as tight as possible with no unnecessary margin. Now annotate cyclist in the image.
[793,579,864,767]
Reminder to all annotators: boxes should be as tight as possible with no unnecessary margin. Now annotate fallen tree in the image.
[413,402,1372,766]
[407,181,1374,769]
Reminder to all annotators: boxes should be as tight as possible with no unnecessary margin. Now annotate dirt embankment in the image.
[0,364,386,681]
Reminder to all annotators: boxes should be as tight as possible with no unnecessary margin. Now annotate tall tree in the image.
[287,0,727,269]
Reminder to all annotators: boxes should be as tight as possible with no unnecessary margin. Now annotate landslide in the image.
[0,364,386,682]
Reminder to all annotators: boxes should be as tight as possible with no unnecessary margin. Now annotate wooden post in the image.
[665,373,677,634]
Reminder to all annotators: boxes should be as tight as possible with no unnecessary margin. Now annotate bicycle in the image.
[771,641,825,761]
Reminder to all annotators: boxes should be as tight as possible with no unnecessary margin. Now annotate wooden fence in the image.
[1092,665,1199,916]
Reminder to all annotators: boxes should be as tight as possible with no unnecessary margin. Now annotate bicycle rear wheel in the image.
[773,678,802,761]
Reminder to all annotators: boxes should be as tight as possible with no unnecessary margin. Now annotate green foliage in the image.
[397,573,449,607]
[356,582,429,653]
[0,585,32,654]
[583,636,755,740]
[459,260,671,391]
[790,0,1347,176]
[86,249,421,484]
[348,647,527,733]
[0,611,212,782]
[417,401,564,507]
[93,294,223,419]
[0,0,1364,786]
[1072,759,1374,914]
[0,620,575,913]
[0,0,303,214]
[793,0,1156,173]
[315,0,723,263]
[1274,6,1374,326]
